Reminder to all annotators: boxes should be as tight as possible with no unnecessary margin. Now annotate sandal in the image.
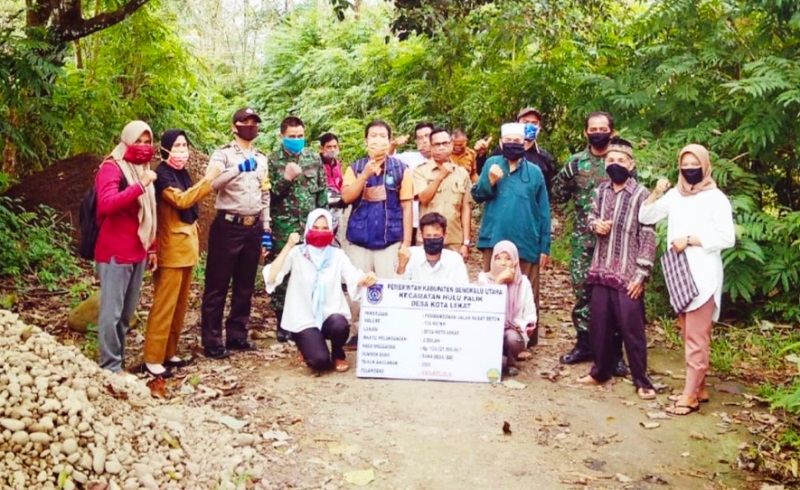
[637,387,657,400]
[668,394,709,404]
[666,403,700,416]
[334,359,350,372]
[517,351,533,361]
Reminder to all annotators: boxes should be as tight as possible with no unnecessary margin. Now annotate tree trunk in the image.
[73,39,83,69]
[25,0,152,43]
[2,109,20,179]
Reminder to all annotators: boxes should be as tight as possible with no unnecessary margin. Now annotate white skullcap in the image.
[501,123,525,138]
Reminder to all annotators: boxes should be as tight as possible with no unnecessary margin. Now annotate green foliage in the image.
[709,323,800,378]
[0,197,81,290]
[1,1,231,176]
[576,0,800,324]
[0,11,64,173]
[80,323,99,361]
[0,172,16,194]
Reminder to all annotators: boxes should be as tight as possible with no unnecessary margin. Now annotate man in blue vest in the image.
[341,120,414,349]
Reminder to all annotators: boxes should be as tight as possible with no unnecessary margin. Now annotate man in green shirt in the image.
[472,122,551,341]
[552,111,627,375]
[268,116,328,342]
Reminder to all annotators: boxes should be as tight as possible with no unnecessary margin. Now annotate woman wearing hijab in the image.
[142,129,221,378]
[477,240,537,376]
[639,144,735,415]
[95,120,158,373]
[263,209,377,373]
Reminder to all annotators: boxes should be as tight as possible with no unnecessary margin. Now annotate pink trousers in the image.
[679,296,715,398]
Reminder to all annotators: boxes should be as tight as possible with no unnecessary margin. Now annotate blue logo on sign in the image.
[367,284,383,304]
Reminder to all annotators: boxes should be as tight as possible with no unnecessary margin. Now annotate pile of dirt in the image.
[0,309,270,489]
[3,150,217,253]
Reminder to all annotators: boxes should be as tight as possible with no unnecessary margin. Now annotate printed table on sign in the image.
[356,280,506,383]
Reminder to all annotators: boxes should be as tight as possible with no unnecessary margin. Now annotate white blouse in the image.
[477,272,538,344]
[262,247,364,333]
[638,188,735,320]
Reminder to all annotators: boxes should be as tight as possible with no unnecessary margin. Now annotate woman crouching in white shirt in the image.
[477,241,537,376]
[263,209,377,373]
[639,144,735,415]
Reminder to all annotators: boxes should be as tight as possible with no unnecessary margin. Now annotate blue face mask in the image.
[524,123,539,142]
[283,137,305,154]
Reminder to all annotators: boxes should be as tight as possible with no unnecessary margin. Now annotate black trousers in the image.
[293,314,350,371]
[201,215,262,349]
[589,285,653,390]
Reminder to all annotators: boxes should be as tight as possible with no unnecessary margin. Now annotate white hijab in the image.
[303,208,335,326]
[304,208,334,265]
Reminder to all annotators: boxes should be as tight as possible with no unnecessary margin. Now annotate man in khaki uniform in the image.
[413,128,472,261]
[451,129,479,183]
[200,107,271,360]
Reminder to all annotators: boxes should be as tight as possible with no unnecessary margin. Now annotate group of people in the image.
[92,106,734,415]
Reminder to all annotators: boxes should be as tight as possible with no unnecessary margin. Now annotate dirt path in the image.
[177,266,756,489]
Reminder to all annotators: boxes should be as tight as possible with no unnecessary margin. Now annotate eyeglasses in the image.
[430,141,452,148]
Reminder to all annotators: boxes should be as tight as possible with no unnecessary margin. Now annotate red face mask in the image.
[124,144,155,164]
[306,230,334,248]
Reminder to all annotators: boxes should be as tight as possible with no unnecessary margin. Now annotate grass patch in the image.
[709,323,800,381]
[80,323,99,361]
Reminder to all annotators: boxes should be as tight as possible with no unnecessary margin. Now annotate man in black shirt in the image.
[476,107,556,193]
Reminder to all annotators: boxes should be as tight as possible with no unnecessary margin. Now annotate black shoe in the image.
[343,336,358,351]
[612,358,629,377]
[142,364,174,379]
[276,327,291,343]
[226,339,257,351]
[164,358,193,369]
[204,346,232,359]
[559,333,593,364]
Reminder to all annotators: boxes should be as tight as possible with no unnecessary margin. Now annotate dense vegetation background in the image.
[1,0,799,442]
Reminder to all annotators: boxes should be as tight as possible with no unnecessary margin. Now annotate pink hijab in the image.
[489,240,523,328]
[677,144,717,196]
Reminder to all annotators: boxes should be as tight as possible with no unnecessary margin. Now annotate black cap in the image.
[233,108,262,124]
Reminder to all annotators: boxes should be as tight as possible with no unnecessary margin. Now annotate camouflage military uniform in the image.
[551,148,607,334]
[267,147,328,314]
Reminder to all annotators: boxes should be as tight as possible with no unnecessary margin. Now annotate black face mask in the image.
[422,237,445,256]
[236,125,259,141]
[587,132,611,149]
[681,168,704,185]
[501,142,526,161]
[605,164,630,184]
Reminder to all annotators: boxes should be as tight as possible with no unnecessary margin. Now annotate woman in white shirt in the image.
[264,209,377,372]
[639,144,735,415]
[477,241,537,376]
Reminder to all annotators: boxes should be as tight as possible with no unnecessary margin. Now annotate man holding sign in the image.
[397,212,469,284]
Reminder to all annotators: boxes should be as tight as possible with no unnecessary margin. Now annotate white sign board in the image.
[356,280,506,383]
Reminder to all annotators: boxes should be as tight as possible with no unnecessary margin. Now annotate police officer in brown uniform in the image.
[200,108,271,359]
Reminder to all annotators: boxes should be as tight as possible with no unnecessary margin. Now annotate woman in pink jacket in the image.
[95,120,158,374]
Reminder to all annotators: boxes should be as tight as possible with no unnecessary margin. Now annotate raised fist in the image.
[141,170,158,187]
[489,164,504,185]
[284,161,302,181]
